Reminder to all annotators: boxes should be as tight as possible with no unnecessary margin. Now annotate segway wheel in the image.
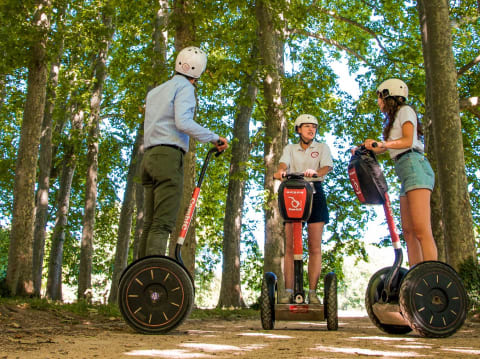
[399,261,467,338]
[365,267,412,335]
[260,272,276,330]
[324,272,338,330]
[118,256,194,334]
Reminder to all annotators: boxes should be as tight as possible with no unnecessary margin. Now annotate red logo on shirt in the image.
[311,152,319,158]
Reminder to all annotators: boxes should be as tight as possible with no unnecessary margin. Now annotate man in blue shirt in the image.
[140,46,228,257]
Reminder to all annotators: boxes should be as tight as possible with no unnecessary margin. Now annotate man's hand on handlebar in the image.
[214,137,229,152]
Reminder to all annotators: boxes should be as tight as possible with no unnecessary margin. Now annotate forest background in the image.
[0,0,479,311]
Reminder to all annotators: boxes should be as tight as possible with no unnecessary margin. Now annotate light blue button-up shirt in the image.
[144,74,219,152]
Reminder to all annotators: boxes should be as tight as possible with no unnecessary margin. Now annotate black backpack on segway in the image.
[117,144,224,334]
[348,145,467,338]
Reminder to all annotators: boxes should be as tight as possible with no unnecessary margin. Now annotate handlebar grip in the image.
[214,139,225,157]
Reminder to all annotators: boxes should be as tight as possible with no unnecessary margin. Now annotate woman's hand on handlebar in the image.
[304,169,317,177]
[273,169,286,180]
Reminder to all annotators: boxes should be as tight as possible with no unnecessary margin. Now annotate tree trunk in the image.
[78,9,114,300]
[417,2,446,262]
[168,0,197,276]
[108,131,142,303]
[46,109,83,300]
[132,125,145,261]
[6,0,51,297]
[33,19,65,296]
[417,0,476,271]
[217,54,258,308]
[256,0,288,291]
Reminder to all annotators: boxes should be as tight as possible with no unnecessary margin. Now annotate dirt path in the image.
[1,307,480,359]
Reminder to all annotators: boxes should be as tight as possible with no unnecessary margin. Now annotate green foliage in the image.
[0,0,479,307]
[459,257,480,312]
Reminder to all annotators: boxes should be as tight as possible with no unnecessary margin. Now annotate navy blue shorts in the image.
[307,181,329,224]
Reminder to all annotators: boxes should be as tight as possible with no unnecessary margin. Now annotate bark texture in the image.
[417,0,476,271]
[256,0,288,291]
[6,0,51,296]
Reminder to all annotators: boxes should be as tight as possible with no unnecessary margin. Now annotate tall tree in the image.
[78,4,114,300]
[256,0,288,290]
[32,4,67,296]
[46,107,83,300]
[168,0,198,275]
[417,0,476,271]
[6,0,51,296]
[217,49,258,308]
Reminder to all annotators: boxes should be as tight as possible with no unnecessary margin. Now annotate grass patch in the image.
[0,297,121,319]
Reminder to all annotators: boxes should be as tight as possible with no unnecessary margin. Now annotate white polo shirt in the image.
[279,141,333,181]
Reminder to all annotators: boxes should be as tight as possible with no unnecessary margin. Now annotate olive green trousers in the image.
[138,145,184,257]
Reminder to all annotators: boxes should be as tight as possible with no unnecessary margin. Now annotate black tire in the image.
[365,267,412,335]
[399,261,467,338]
[118,256,194,334]
[324,272,338,330]
[260,273,276,330]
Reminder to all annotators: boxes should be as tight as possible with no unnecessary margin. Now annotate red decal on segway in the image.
[348,168,366,203]
[283,188,307,219]
[289,305,309,313]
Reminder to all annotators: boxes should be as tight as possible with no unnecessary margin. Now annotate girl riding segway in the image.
[273,114,333,304]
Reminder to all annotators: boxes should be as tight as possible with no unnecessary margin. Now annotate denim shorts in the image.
[394,151,435,196]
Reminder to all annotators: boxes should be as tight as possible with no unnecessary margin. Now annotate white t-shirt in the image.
[279,141,333,181]
[387,105,424,159]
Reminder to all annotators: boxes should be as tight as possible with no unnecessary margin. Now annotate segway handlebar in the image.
[175,140,226,265]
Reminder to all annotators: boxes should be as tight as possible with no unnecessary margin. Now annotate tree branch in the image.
[291,28,374,67]
[457,54,480,78]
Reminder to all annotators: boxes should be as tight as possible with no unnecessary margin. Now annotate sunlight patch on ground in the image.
[394,345,433,349]
[180,342,266,352]
[186,330,219,334]
[239,332,294,339]
[124,349,209,358]
[442,347,480,355]
[313,345,424,357]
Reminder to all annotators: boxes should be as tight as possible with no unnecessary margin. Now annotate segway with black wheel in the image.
[348,145,467,338]
[260,173,338,331]
[118,143,224,334]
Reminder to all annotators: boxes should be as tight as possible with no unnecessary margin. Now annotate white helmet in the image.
[175,46,207,79]
[377,78,408,99]
[294,114,318,132]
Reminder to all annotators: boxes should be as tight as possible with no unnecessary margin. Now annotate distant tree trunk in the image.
[168,0,198,276]
[33,19,65,296]
[0,74,5,107]
[217,55,258,309]
[132,125,145,261]
[6,0,51,297]
[46,109,83,300]
[417,3,446,262]
[256,0,288,291]
[417,0,476,271]
[108,131,142,304]
[78,9,114,300]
